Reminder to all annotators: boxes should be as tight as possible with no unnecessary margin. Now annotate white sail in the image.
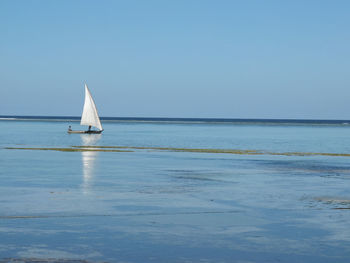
[80,84,103,131]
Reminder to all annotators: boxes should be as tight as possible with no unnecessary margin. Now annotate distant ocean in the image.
[0,115,349,125]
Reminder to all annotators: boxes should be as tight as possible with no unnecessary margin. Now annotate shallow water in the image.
[1,120,350,262]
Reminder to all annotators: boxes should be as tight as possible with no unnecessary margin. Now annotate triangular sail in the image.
[80,84,103,131]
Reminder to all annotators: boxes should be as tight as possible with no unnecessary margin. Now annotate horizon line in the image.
[0,115,349,122]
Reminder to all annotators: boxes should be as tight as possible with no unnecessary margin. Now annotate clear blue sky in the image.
[1,0,349,119]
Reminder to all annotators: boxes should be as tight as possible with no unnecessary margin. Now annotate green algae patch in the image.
[71,146,350,157]
[72,145,262,154]
[265,151,350,157]
[165,148,261,155]
[5,147,133,153]
[5,146,350,157]
[72,145,350,157]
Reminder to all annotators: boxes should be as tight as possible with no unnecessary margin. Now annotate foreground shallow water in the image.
[1,120,350,262]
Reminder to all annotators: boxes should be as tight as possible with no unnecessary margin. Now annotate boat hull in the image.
[68,130,103,134]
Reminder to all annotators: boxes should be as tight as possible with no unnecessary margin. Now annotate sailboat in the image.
[68,84,104,134]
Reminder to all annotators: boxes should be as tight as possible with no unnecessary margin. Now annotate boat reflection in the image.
[80,134,101,194]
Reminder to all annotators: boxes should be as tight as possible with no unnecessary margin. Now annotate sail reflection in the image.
[80,134,101,194]
[81,134,102,145]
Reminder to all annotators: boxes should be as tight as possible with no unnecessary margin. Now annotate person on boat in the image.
[68,126,72,131]
[88,125,92,132]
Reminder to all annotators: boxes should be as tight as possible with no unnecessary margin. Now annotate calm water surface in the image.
[0,120,350,262]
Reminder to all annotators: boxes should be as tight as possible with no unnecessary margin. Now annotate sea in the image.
[0,116,350,263]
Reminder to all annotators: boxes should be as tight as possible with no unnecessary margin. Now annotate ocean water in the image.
[0,118,350,262]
